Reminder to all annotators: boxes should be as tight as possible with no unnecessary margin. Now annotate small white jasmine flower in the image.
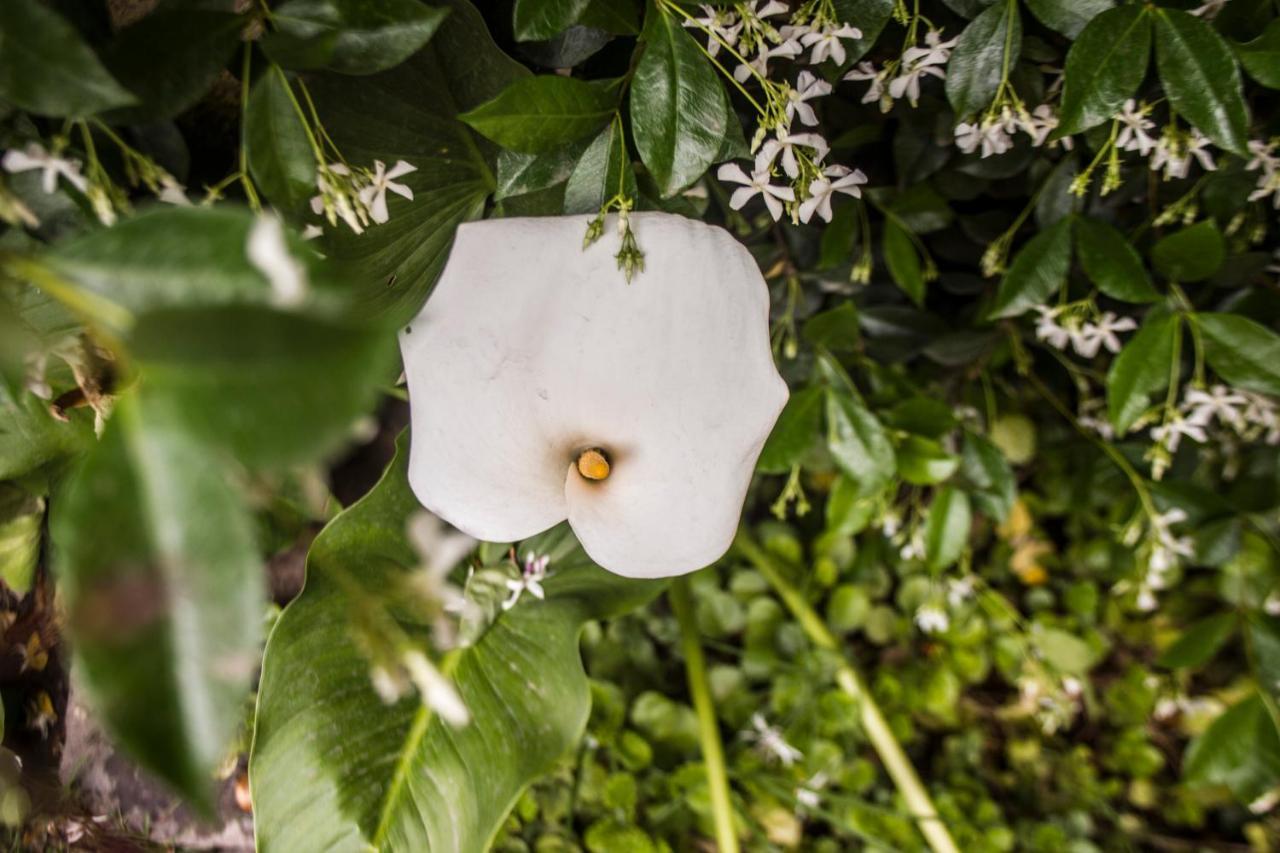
[795,771,827,812]
[358,159,416,225]
[1023,105,1071,149]
[1246,139,1280,208]
[1033,305,1072,350]
[1249,788,1280,815]
[748,0,789,18]
[156,175,192,206]
[246,214,309,309]
[2,142,88,194]
[801,23,862,66]
[955,116,1014,159]
[879,507,901,537]
[798,164,866,223]
[1135,585,1158,612]
[914,604,949,634]
[301,223,324,240]
[906,29,957,69]
[718,162,795,220]
[1151,415,1208,454]
[310,162,369,235]
[502,553,549,611]
[1151,129,1216,180]
[684,4,742,57]
[1072,312,1136,357]
[402,649,469,725]
[899,530,925,561]
[734,39,803,82]
[745,713,803,766]
[785,70,832,126]
[1265,592,1280,616]
[946,576,976,607]
[1116,100,1158,156]
[755,131,828,178]
[1182,385,1248,430]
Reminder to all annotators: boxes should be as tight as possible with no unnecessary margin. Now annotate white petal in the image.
[246,215,309,308]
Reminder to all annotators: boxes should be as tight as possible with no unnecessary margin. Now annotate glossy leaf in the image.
[495,139,590,202]
[883,219,926,306]
[1154,9,1250,155]
[563,120,637,215]
[1023,0,1111,39]
[630,7,729,197]
[250,434,662,851]
[825,388,895,497]
[261,0,450,75]
[945,1,1022,119]
[758,386,824,474]
[513,0,593,41]
[52,394,263,812]
[958,430,1015,521]
[1157,612,1237,669]
[576,0,639,34]
[1151,220,1224,283]
[896,435,960,485]
[1075,217,1159,303]
[1198,313,1280,397]
[924,487,971,572]
[988,216,1072,318]
[461,75,617,153]
[0,0,136,117]
[1249,614,1280,705]
[1184,691,1280,803]
[1107,312,1179,435]
[245,68,317,214]
[1056,6,1151,136]
[1235,21,1280,89]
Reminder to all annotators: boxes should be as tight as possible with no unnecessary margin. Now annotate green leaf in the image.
[1198,313,1280,397]
[513,0,593,41]
[883,219,925,306]
[825,388,895,497]
[758,386,822,474]
[0,485,42,595]
[563,120,637,215]
[803,302,861,352]
[577,0,639,35]
[0,0,136,117]
[1036,627,1097,675]
[896,435,960,485]
[945,1,1022,119]
[1151,220,1224,283]
[1184,692,1280,803]
[0,385,94,483]
[52,394,263,812]
[461,75,617,153]
[1023,0,1111,39]
[304,0,528,325]
[1157,612,1237,669]
[262,0,450,75]
[101,9,244,122]
[830,0,895,65]
[988,216,1072,319]
[1075,218,1160,303]
[245,68,318,215]
[1235,20,1280,89]
[495,139,590,202]
[630,7,729,197]
[250,434,662,851]
[959,430,1015,522]
[1154,8,1250,155]
[1249,614,1280,705]
[924,487,971,572]
[1056,6,1151,136]
[1107,312,1179,435]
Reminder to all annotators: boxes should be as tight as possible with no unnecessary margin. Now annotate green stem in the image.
[732,530,960,853]
[670,577,739,853]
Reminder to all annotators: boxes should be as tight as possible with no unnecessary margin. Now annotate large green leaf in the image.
[513,0,593,41]
[924,487,971,573]
[1198,313,1280,397]
[1151,220,1224,283]
[1075,217,1159,303]
[958,430,1014,522]
[52,393,263,812]
[825,388,895,497]
[988,216,1072,319]
[250,434,662,851]
[1157,612,1237,669]
[1023,0,1111,39]
[758,386,823,474]
[304,0,528,325]
[494,138,591,202]
[1184,691,1280,803]
[0,385,93,483]
[262,0,451,75]
[1107,312,1179,435]
[1235,20,1280,89]
[1056,6,1151,136]
[563,120,637,215]
[883,219,926,307]
[245,67,318,215]
[945,0,1021,119]
[630,6,729,197]
[0,0,136,117]
[1154,8,1250,155]
[460,76,618,153]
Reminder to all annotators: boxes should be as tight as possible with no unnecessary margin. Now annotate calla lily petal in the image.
[400,213,787,578]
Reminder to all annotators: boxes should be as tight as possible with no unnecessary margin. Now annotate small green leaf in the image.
[1235,20,1280,89]
[803,302,861,352]
[563,120,636,215]
[825,388,895,497]
[959,430,1015,522]
[0,0,137,117]
[896,435,960,485]
[1184,692,1280,803]
[1154,8,1250,155]
[1056,6,1151,136]
[461,75,617,153]
[245,68,318,214]
[1158,612,1237,669]
[495,139,590,202]
[1249,614,1280,705]
[513,0,593,41]
[758,387,823,474]
[0,486,42,596]
[0,385,94,483]
[1036,628,1097,675]
[945,1,1022,119]
[1151,220,1224,283]
[924,487,971,572]
[1075,217,1160,303]
[630,7,729,196]
[262,0,450,75]
[988,217,1073,318]
[1198,313,1280,397]
[1023,0,1112,39]
[1107,312,1179,435]
[883,219,926,306]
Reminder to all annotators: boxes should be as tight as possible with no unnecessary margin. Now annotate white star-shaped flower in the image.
[2,142,88,195]
[798,165,866,224]
[718,162,796,220]
[785,70,832,126]
[359,159,416,225]
[801,24,862,66]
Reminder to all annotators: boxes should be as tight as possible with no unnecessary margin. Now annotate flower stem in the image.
[732,529,960,853]
[669,576,739,853]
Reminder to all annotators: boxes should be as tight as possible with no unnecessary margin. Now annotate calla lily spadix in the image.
[399,212,788,579]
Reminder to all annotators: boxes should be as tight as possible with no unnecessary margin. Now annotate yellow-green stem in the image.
[669,577,739,853]
[732,530,960,853]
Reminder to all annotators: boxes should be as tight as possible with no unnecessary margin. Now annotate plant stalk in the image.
[669,576,739,853]
[733,529,960,853]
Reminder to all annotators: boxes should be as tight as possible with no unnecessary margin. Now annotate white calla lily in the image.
[400,213,788,579]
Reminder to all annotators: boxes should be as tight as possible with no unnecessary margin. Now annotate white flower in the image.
[358,159,416,225]
[402,650,469,725]
[947,576,976,607]
[795,772,827,812]
[905,29,957,69]
[1249,789,1280,815]
[1182,385,1248,430]
[718,162,796,220]
[1072,312,1136,358]
[310,162,368,234]
[1135,585,1158,612]
[1151,415,1208,454]
[746,0,789,19]
[2,143,88,194]
[684,5,742,57]
[502,552,549,611]
[843,61,889,111]
[1246,139,1280,208]
[955,116,1014,159]
[399,214,788,578]
[301,223,324,241]
[798,165,866,224]
[746,713,803,766]
[156,175,192,206]
[246,215,309,309]
[785,70,832,126]
[1115,100,1158,156]
[1033,306,1072,350]
[755,131,829,178]
[734,39,802,82]
[914,604,949,634]
[406,510,476,646]
[800,24,862,66]
[1023,105,1070,149]
[1151,129,1216,180]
